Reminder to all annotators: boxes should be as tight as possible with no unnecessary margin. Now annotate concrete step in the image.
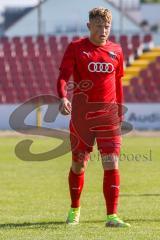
[125,66,142,75]
[140,51,160,60]
[122,81,129,86]
[122,74,135,82]
[150,47,160,52]
[131,59,150,67]
[122,47,160,86]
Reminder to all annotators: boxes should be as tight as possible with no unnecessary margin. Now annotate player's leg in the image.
[66,151,90,225]
[101,149,120,217]
[66,120,94,225]
[97,137,130,227]
[69,151,90,208]
[102,152,130,227]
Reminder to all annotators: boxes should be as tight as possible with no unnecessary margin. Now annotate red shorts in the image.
[69,119,122,161]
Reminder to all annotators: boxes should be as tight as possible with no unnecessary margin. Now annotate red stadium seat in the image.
[3,87,18,103]
[37,35,45,43]
[134,87,149,102]
[119,35,128,46]
[131,34,143,57]
[0,36,9,43]
[123,86,137,102]
[16,87,30,102]
[109,35,116,42]
[59,36,69,49]
[0,34,158,104]
[143,34,153,51]
[139,69,149,79]
[143,34,152,44]
[12,37,22,45]
[123,46,134,65]
[0,89,6,103]
[156,56,160,64]
[24,36,33,44]
[72,36,80,41]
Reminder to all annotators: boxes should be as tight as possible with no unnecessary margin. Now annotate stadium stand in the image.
[123,55,160,103]
[0,34,159,104]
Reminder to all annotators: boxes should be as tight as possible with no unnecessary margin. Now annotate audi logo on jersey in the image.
[88,62,114,73]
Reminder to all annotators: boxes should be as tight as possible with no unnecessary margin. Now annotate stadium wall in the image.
[5,0,140,37]
[1,104,160,130]
[141,3,160,25]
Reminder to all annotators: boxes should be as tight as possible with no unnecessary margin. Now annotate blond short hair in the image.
[89,7,112,23]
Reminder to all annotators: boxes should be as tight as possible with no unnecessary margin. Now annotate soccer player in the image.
[57,7,130,227]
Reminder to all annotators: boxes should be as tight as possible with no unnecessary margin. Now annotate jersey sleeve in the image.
[115,48,124,122]
[57,42,75,98]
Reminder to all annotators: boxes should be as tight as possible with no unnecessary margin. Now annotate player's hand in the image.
[59,97,72,115]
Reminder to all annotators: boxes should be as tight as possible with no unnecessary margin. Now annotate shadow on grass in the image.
[80,220,105,224]
[0,221,65,229]
[0,218,160,229]
[81,218,160,224]
[0,220,106,229]
[125,218,160,223]
[121,193,160,197]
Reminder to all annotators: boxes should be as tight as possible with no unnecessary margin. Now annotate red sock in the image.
[68,169,84,208]
[103,169,120,215]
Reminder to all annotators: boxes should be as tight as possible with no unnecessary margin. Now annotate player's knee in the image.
[71,161,86,174]
[71,151,89,174]
[101,153,119,170]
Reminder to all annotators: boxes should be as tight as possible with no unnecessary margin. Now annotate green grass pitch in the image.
[0,134,160,240]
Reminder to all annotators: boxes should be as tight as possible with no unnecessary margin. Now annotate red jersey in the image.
[57,37,124,104]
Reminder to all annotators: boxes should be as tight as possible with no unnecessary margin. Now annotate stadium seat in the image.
[59,36,69,48]
[131,34,143,57]
[0,34,158,104]
[72,36,80,41]
[109,35,116,42]
[48,36,58,50]
[0,89,6,103]
[16,87,30,102]
[143,34,152,44]
[0,36,9,43]
[156,56,160,64]
[12,36,21,44]
[3,87,18,103]
[119,35,128,45]
[143,34,154,51]
[37,35,45,43]
[24,36,33,44]
[123,46,134,65]
[134,87,149,102]
[123,86,136,102]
